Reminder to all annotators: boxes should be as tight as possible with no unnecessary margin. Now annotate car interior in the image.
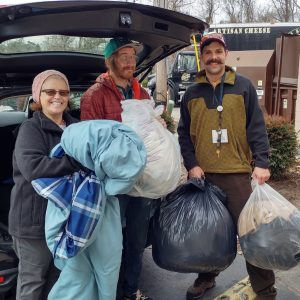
[0,108,23,298]
[0,1,207,297]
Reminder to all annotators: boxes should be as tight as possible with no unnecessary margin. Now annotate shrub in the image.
[141,78,148,88]
[161,111,176,134]
[265,115,299,180]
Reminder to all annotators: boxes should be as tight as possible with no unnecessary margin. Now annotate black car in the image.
[147,50,199,106]
[0,1,207,297]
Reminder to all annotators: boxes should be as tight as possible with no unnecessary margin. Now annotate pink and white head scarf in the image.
[32,70,69,103]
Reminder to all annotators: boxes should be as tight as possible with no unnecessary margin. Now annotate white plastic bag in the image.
[121,99,181,198]
[238,181,300,270]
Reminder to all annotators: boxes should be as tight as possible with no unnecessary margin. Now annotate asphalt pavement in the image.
[139,247,300,300]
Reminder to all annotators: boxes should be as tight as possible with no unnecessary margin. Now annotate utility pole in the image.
[154,0,168,105]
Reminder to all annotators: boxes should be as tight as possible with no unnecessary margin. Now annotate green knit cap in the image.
[104,37,143,59]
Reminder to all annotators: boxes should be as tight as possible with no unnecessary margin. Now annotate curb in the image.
[214,276,257,300]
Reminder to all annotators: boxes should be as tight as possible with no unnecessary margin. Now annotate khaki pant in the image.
[198,173,276,299]
[13,237,59,300]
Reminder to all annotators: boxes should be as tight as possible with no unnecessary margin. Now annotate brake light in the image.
[0,276,5,283]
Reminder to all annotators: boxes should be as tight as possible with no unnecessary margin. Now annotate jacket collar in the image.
[33,111,73,132]
[95,72,141,99]
[196,65,236,85]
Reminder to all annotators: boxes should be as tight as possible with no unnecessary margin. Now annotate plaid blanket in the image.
[32,144,103,259]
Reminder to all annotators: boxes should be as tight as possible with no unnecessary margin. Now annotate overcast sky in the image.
[0,0,58,4]
[0,0,267,6]
[0,0,268,24]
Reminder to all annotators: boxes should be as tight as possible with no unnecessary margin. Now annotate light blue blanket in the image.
[32,120,147,300]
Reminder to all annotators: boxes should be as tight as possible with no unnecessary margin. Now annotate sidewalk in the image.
[140,247,300,300]
[276,266,300,297]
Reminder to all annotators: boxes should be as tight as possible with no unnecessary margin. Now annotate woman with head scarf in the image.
[8,70,83,300]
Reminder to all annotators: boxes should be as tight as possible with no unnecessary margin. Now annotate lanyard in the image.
[216,73,225,158]
[215,73,225,109]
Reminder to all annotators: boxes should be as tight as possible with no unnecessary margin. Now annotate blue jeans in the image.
[118,195,153,296]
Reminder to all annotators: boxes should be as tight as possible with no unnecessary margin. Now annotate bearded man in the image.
[80,38,153,300]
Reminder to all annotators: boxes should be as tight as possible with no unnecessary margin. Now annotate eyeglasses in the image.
[117,54,138,64]
[41,89,70,97]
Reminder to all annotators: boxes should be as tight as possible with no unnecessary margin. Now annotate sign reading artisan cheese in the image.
[215,27,271,35]
[209,23,300,51]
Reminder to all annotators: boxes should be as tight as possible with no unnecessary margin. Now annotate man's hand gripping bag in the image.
[152,179,237,273]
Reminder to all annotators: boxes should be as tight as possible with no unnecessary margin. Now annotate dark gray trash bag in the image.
[238,182,300,270]
[152,178,237,273]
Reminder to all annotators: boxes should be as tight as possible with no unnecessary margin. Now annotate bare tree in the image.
[152,0,220,23]
[193,0,220,24]
[294,0,300,9]
[270,0,298,21]
[153,0,193,12]
[222,0,243,22]
[43,35,74,51]
[242,0,256,22]
[256,5,277,22]
[221,0,257,23]
[0,38,41,53]
[168,0,190,11]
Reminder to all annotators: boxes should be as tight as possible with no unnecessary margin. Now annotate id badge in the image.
[212,129,229,143]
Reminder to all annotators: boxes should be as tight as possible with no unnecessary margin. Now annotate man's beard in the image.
[111,59,135,80]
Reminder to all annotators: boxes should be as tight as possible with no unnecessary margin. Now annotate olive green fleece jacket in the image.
[177,66,270,174]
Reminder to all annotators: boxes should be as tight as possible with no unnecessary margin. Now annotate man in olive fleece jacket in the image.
[177,32,277,300]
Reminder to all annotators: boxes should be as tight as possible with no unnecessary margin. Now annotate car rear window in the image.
[0,91,83,113]
[0,35,109,55]
[0,95,28,112]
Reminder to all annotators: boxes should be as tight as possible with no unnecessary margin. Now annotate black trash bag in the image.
[238,182,300,270]
[152,178,237,273]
